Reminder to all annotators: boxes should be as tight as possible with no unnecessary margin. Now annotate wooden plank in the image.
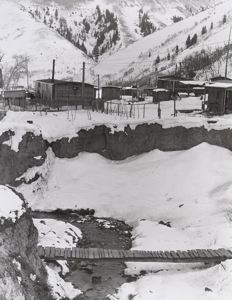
[219,249,232,258]
[84,248,89,259]
[170,251,179,259]
[100,248,105,258]
[164,251,172,259]
[60,248,65,258]
[191,250,199,258]
[75,248,80,259]
[93,248,100,259]
[202,250,212,258]
[79,248,84,259]
[45,247,51,258]
[67,248,72,258]
[176,250,185,259]
[207,249,219,258]
[214,249,226,258]
[50,247,55,258]
[156,251,164,259]
[64,248,69,259]
[71,248,76,258]
[118,250,125,258]
[88,248,94,259]
[196,249,206,258]
[55,248,61,257]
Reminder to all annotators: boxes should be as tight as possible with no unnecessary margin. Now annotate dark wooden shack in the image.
[34,79,95,108]
[3,90,26,108]
[157,75,186,91]
[102,86,121,101]
[153,89,170,103]
[157,75,206,95]
[207,82,232,115]
[121,86,138,99]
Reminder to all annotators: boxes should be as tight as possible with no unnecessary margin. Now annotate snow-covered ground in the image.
[95,0,232,82]
[18,142,232,299]
[0,0,93,86]
[33,218,82,299]
[3,95,232,152]
[0,185,25,223]
[33,218,82,248]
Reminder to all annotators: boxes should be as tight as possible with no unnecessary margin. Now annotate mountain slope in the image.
[94,0,232,83]
[18,0,213,60]
[0,0,94,87]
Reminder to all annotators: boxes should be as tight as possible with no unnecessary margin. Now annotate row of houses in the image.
[3,73,232,115]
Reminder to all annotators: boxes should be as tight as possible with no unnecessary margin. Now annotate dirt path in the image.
[32,211,133,300]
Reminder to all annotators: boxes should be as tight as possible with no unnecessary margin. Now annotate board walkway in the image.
[38,246,232,263]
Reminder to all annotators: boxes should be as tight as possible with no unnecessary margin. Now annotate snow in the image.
[0,186,25,223]
[95,0,232,82]
[17,142,232,299]
[110,260,232,300]
[207,82,232,88]
[46,264,81,300]
[0,0,93,86]
[0,95,226,150]
[33,218,82,248]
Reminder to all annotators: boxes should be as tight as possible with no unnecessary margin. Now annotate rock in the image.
[205,287,213,292]
[92,276,102,284]
[0,189,53,299]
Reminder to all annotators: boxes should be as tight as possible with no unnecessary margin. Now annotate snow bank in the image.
[19,143,232,249]
[46,264,81,300]
[0,186,25,223]
[33,218,82,248]
[3,96,232,150]
[110,260,232,300]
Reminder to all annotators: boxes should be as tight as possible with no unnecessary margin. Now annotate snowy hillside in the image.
[95,0,232,83]
[18,0,212,60]
[0,0,94,88]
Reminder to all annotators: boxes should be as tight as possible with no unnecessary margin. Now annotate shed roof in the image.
[153,88,169,92]
[35,79,94,87]
[102,85,121,89]
[179,80,206,86]
[206,82,232,89]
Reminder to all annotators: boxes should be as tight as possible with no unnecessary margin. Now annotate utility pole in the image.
[81,61,85,108]
[97,74,100,111]
[173,80,177,117]
[225,26,232,78]
[97,74,100,99]
[52,59,55,82]
[26,60,29,89]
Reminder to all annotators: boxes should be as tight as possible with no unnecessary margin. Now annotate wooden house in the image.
[153,89,170,103]
[157,75,206,95]
[207,82,232,115]
[34,79,95,108]
[3,90,26,108]
[121,86,138,99]
[102,86,121,101]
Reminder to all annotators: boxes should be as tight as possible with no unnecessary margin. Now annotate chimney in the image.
[52,59,55,82]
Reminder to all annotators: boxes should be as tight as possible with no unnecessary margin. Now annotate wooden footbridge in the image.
[38,246,232,264]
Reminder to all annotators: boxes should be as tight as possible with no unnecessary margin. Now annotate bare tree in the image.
[3,55,29,89]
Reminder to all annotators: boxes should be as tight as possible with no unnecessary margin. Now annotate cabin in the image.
[121,86,138,99]
[3,90,26,108]
[157,75,186,91]
[153,89,170,103]
[34,79,95,108]
[102,86,121,101]
[157,75,206,95]
[207,82,232,115]
[178,80,206,96]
